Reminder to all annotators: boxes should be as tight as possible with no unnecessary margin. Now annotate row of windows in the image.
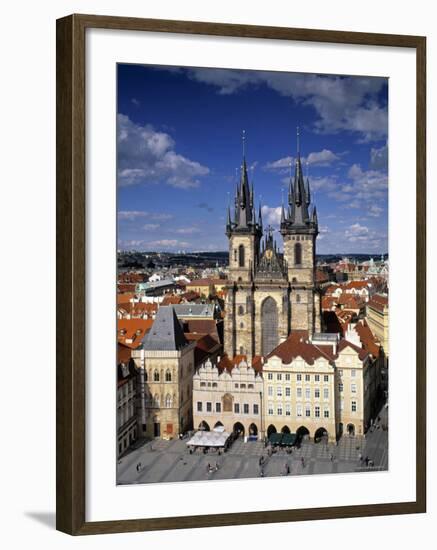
[267,403,330,418]
[197,401,259,415]
[267,386,330,399]
[290,235,311,241]
[146,394,174,407]
[339,400,358,412]
[266,373,331,382]
[338,369,357,377]
[145,364,194,383]
[338,383,358,393]
[199,382,256,389]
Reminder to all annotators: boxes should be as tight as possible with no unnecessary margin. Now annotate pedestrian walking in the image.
[136,462,141,472]
[365,456,369,466]
[330,454,334,462]
[301,457,305,468]
[207,462,210,472]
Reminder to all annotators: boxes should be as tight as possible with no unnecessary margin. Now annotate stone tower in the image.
[280,131,321,333]
[224,130,321,361]
[224,136,263,359]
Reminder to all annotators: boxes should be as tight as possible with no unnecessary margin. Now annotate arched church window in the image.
[165,394,172,408]
[153,370,159,382]
[294,242,302,265]
[165,369,172,382]
[261,297,278,356]
[234,249,237,262]
[238,305,244,315]
[240,322,244,329]
[238,244,245,267]
[296,294,301,303]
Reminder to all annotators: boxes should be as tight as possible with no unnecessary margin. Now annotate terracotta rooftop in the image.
[117,318,154,348]
[218,354,263,374]
[368,294,389,312]
[117,292,136,304]
[337,339,368,361]
[267,331,335,364]
[355,319,381,357]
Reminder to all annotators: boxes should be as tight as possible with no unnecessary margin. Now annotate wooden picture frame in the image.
[56,13,426,535]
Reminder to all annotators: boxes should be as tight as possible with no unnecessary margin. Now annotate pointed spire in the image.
[258,202,263,231]
[305,177,311,205]
[281,202,285,224]
[312,205,318,225]
[296,126,301,158]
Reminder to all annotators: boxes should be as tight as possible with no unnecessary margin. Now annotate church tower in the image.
[224,129,321,362]
[224,132,263,359]
[280,129,321,332]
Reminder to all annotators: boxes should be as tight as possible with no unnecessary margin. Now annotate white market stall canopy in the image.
[187,428,230,448]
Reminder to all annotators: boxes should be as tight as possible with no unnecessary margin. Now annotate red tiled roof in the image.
[321,296,337,310]
[325,284,341,295]
[343,281,370,290]
[118,272,145,284]
[337,339,368,361]
[337,294,365,309]
[355,319,381,357]
[217,354,263,374]
[180,291,200,302]
[117,292,135,304]
[316,269,329,283]
[161,295,182,305]
[184,319,220,341]
[117,318,154,348]
[267,331,335,364]
[117,343,132,364]
[117,283,137,293]
[368,294,388,312]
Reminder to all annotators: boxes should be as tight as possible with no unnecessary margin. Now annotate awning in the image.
[269,433,282,445]
[281,433,297,446]
[186,430,230,448]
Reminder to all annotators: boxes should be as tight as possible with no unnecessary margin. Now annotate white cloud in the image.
[368,205,383,217]
[306,149,339,165]
[142,224,160,231]
[147,239,190,249]
[118,210,147,221]
[118,210,173,221]
[181,69,387,141]
[266,149,339,173]
[346,223,369,237]
[131,98,140,106]
[265,156,293,172]
[175,227,200,234]
[261,205,282,225]
[117,114,209,188]
[370,143,388,170]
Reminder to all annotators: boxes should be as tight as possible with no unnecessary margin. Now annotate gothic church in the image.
[224,136,321,360]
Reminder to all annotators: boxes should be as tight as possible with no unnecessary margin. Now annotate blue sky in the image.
[117,64,388,254]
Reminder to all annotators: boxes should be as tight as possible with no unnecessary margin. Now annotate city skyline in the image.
[117,64,388,254]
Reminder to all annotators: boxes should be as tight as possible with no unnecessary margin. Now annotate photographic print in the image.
[116,63,389,485]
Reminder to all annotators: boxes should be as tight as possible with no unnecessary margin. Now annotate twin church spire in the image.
[281,128,318,233]
[226,130,263,237]
[226,128,318,240]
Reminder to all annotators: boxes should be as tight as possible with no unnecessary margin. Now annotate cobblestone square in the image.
[117,405,388,485]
